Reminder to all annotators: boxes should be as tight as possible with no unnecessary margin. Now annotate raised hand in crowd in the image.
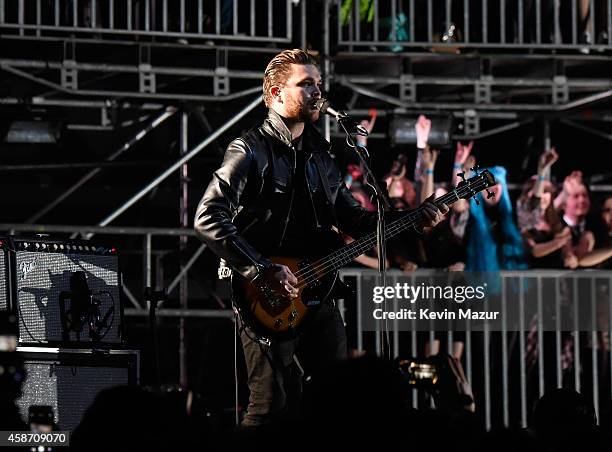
[421,144,439,168]
[413,115,432,188]
[554,170,583,210]
[356,108,377,147]
[419,145,439,203]
[565,170,583,190]
[454,141,473,170]
[535,147,558,197]
[515,148,570,268]
[537,147,559,172]
[415,114,431,149]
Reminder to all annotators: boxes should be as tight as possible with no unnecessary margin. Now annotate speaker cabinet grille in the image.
[15,250,122,345]
[0,251,7,311]
[16,347,139,431]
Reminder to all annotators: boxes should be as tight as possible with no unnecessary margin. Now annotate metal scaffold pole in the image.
[179,110,189,389]
[94,95,263,229]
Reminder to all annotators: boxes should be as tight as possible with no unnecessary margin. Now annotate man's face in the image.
[565,183,590,218]
[275,64,322,122]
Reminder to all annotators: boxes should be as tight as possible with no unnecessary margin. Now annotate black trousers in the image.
[238,300,347,427]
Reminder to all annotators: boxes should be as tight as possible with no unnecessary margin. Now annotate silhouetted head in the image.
[533,388,597,441]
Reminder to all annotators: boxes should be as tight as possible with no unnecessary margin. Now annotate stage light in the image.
[3,121,62,144]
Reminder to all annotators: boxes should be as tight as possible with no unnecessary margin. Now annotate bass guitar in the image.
[232,169,496,339]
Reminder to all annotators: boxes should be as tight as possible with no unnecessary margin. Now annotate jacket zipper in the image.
[278,144,297,247]
[304,153,322,229]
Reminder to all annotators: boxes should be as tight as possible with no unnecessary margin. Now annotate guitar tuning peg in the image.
[486,189,495,199]
[470,165,480,173]
[456,171,466,182]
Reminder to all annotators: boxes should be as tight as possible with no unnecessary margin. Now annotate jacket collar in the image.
[264,109,293,146]
[263,109,329,154]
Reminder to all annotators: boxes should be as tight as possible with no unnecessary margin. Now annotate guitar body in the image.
[231,256,339,339]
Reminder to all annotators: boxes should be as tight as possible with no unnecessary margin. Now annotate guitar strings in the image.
[291,184,468,279]
[292,185,465,282]
[294,180,486,288]
[294,191,455,287]
[292,183,469,280]
[293,179,489,289]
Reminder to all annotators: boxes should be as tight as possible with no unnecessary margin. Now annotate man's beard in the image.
[286,98,320,123]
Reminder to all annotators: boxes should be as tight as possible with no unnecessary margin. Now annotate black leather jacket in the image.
[194,109,376,280]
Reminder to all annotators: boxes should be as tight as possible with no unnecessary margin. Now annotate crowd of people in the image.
[346,113,612,410]
[346,113,612,274]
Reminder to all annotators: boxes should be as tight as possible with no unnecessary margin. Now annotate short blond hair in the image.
[262,49,319,107]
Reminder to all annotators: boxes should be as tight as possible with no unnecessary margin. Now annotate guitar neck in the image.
[296,172,493,284]
[325,190,462,274]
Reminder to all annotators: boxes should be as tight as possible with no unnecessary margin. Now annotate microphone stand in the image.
[336,114,393,360]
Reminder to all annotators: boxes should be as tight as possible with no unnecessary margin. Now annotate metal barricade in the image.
[339,268,612,429]
[335,0,612,51]
[0,0,295,44]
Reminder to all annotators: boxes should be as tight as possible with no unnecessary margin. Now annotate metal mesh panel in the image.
[15,251,121,344]
[0,252,7,310]
[17,359,130,430]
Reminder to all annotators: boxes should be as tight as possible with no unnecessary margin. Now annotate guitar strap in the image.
[312,152,339,227]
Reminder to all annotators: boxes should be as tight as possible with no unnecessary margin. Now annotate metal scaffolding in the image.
[0,0,295,43]
[2,0,612,394]
[335,0,612,50]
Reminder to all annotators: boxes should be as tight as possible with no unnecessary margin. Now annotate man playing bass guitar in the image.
[194,49,448,427]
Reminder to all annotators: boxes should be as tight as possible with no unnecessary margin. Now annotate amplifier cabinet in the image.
[0,238,12,311]
[5,238,123,346]
[16,346,139,431]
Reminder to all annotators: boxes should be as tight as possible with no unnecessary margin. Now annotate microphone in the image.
[315,99,369,136]
[315,99,346,120]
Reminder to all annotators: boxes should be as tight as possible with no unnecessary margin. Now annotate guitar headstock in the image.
[454,167,497,205]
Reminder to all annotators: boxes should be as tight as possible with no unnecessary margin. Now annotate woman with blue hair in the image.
[466,166,528,274]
